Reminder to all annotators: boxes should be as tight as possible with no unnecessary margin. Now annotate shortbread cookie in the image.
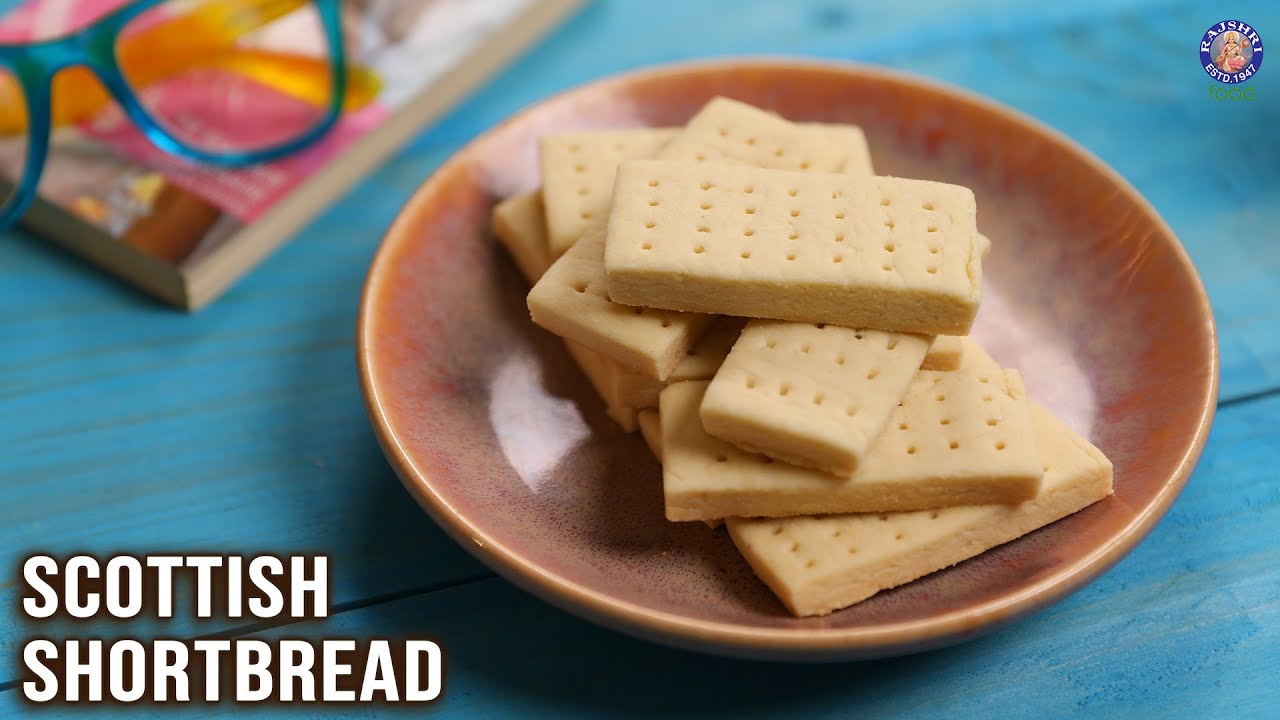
[604,365,659,412]
[726,402,1113,616]
[541,117,875,258]
[497,249,729,410]
[537,110,876,378]
[604,160,982,335]
[609,366,662,411]
[563,340,638,432]
[976,232,991,258]
[638,409,662,459]
[611,317,749,409]
[660,371,1040,521]
[640,408,726,530]
[613,320,964,415]
[528,220,713,380]
[605,403,640,432]
[492,191,553,284]
[819,124,874,175]
[491,192,640,430]
[700,321,932,475]
[615,323,959,411]
[922,335,963,371]
[668,316,749,382]
[657,97,850,173]
[540,128,678,258]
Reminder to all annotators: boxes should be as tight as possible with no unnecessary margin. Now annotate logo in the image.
[1201,20,1263,83]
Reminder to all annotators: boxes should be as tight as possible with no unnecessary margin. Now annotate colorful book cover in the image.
[0,0,579,307]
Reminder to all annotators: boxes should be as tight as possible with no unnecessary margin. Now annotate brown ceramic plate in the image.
[357,60,1217,661]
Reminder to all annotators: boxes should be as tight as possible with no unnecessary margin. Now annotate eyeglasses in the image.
[0,0,347,229]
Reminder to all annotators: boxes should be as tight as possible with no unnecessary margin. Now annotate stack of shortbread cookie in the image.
[492,97,1113,617]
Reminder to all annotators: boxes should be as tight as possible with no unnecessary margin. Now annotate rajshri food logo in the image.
[1202,20,1263,97]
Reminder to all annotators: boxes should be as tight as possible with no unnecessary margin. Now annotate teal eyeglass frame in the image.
[0,0,345,229]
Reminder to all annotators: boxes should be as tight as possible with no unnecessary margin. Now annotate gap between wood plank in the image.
[1218,386,1280,409]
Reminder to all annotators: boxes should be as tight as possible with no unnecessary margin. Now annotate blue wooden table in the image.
[3,0,1277,716]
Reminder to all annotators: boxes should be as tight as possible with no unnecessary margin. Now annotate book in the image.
[0,0,583,309]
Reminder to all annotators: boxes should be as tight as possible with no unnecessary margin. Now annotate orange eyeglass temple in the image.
[0,0,379,136]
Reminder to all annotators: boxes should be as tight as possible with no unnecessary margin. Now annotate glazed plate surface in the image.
[358,60,1217,661]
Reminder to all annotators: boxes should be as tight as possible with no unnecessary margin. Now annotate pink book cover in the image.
[0,0,577,306]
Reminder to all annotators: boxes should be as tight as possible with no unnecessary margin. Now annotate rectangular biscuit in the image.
[540,128,679,259]
[604,160,982,335]
[726,402,1113,616]
[668,316,749,382]
[922,335,964,371]
[623,321,959,409]
[492,191,553,285]
[490,192,649,428]
[700,321,932,475]
[639,408,726,530]
[611,317,749,409]
[660,370,1041,521]
[657,97,851,173]
[610,366,662,411]
[604,113,875,404]
[638,409,662,459]
[563,340,638,432]
[535,106,876,412]
[503,218,732,411]
[537,108,876,381]
[605,403,640,432]
[540,117,874,259]
[528,220,714,380]
[821,124,874,175]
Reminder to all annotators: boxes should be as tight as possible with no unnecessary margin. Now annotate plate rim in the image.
[357,57,1219,660]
